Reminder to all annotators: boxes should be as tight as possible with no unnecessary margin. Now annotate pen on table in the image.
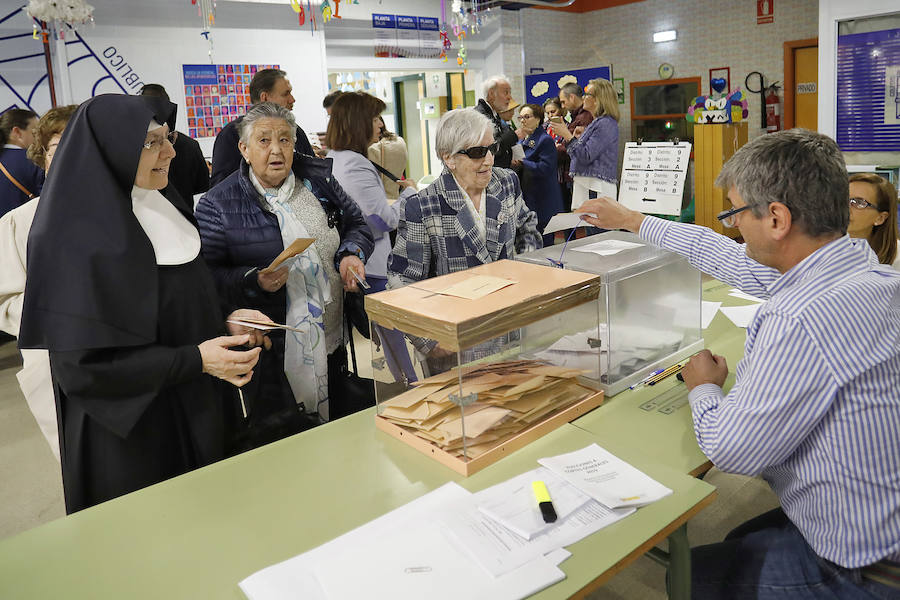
[646,364,684,386]
[532,480,558,523]
[348,267,370,290]
[630,367,665,390]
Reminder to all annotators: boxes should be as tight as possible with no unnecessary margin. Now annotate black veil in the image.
[19,94,179,352]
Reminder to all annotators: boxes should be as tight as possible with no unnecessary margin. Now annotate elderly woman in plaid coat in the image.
[388,108,541,369]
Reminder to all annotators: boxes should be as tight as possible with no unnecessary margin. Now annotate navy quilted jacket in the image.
[194,154,374,325]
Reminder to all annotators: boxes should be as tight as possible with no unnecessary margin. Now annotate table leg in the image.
[667,524,691,600]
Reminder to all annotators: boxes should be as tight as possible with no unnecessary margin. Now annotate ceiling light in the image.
[653,30,677,43]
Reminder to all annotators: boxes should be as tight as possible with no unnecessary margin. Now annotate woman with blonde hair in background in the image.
[848,173,898,268]
[549,78,620,210]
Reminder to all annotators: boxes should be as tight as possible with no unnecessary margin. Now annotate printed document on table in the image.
[474,466,593,540]
[239,482,565,600]
[538,444,672,509]
[543,212,596,234]
[441,494,633,578]
[719,303,761,328]
[728,289,766,303]
[570,239,644,256]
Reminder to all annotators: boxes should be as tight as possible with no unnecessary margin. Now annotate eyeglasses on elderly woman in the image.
[456,140,501,160]
[142,131,177,151]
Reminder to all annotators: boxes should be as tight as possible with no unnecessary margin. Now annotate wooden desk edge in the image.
[568,488,718,599]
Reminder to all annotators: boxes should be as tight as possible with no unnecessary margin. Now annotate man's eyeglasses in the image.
[142,131,177,152]
[849,196,880,211]
[716,204,752,228]
[457,141,501,160]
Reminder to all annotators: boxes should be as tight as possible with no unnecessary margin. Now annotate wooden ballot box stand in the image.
[694,122,748,238]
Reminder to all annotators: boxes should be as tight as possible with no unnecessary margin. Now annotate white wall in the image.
[68,24,327,156]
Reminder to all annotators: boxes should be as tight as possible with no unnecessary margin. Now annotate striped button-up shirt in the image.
[640,216,900,568]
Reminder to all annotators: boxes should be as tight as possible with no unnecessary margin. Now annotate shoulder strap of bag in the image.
[369,159,399,183]
[0,160,35,199]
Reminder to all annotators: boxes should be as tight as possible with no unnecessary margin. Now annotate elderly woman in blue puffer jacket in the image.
[196,102,373,426]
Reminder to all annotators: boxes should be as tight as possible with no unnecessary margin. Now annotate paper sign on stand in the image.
[618,141,691,216]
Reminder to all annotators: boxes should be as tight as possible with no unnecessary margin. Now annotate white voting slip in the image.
[538,444,672,509]
[719,303,761,328]
[570,239,644,256]
[239,483,565,600]
[701,301,722,329]
[543,212,596,234]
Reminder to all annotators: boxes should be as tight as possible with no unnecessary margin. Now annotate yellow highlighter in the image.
[532,480,558,523]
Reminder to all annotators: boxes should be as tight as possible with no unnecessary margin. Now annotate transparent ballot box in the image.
[515,231,703,396]
[364,260,606,476]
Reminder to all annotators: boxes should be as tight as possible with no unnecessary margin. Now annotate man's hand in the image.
[576,197,645,232]
[681,350,729,390]
[339,255,366,292]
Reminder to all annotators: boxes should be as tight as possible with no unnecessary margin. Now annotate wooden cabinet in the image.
[694,123,747,238]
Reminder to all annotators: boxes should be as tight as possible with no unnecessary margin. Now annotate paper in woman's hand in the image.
[260,238,315,274]
[226,317,305,333]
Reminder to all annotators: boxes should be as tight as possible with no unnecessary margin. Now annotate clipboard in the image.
[260,238,315,274]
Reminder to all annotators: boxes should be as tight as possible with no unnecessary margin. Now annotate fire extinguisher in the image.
[765,83,781,133]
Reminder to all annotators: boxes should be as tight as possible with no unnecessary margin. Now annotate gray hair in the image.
[238,102,297,145]
[715,129,848,237]
[435,108,493,166]
[482,75,511,99]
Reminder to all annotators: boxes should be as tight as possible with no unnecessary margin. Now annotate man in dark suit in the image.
[474,76,519,170]
[209,69,314,187]
[139,84,209,204]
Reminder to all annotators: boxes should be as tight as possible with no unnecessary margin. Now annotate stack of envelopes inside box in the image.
[377,360,590,458]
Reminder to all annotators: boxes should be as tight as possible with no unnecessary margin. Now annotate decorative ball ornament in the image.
[26,0,94,26]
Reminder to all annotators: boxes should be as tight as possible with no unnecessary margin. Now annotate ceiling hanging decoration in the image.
[26,0,94,41]
[188,0,216,63]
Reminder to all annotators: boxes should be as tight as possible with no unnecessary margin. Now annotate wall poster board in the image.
[525,66,612,106]
[182,63,279,139]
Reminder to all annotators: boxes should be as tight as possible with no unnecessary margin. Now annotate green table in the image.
[0,408,714,599]
[572,279,751,477]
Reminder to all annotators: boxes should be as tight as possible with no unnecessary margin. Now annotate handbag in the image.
[328,306,376,420]
[344,288,370,339]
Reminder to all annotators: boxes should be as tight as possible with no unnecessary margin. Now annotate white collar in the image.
[3,144,22,149]
[131,186,201,266]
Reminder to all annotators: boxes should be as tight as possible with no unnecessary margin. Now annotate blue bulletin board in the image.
[525,66,612,106]
[836,28,900,151]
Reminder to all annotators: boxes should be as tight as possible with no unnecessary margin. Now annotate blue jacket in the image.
[567,114,619,184]
[0,147,43,217]
[195,153,374,325]
[519,128,563,229]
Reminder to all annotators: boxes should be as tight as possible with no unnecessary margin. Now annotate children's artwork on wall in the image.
[182,63,279,139]
[708,67,730,95]
[686,88,749,124]
[525,66,613,106]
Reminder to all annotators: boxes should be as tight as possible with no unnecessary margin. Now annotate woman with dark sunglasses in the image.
[387,108,541,371]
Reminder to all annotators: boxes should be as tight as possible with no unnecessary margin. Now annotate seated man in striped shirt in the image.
[579,129,900,599]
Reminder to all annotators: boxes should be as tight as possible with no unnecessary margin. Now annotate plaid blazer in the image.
[388,167,541,288]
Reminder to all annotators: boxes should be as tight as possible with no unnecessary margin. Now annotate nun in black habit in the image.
[18,94,272,513]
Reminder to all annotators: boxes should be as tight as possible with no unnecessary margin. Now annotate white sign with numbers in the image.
[618,141,691,216]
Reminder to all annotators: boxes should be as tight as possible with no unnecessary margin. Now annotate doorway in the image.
[783,38,818,130]
[392,74,428,182]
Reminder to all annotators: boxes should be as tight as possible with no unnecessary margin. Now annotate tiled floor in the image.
[0,338,779,597]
